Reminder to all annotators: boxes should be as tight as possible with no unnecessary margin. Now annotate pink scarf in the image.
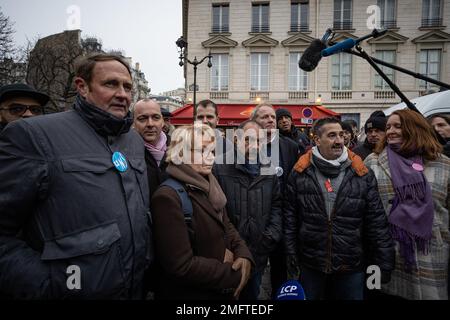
[144,132,167,166]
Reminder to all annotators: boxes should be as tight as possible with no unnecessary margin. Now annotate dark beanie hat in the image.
[364,111,387,133]
[276,108,292,122]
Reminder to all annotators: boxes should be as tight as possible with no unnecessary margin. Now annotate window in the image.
[252,3,270,33]
[419,49,441,89]
[250,53,269,91]
[377,0,396,28]
[374,50,395,90]
[210,54,229,91]
[341,113,360,129]
[289,52,308,91]
[331,52,352,90]
[422,0,442,27]
[291,1,309,32]
[212,4,229,33]
[333,0,352,30]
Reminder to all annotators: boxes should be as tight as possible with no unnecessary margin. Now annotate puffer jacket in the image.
[284,150,395,274]
[213,163,282,273]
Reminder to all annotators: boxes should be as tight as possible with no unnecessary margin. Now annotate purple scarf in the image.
[144,132,167,167]
[387,144,434,272]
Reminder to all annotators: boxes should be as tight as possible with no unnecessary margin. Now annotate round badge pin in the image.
[112,152,128,172]
[412,163,424,172]
[275,166,284,177]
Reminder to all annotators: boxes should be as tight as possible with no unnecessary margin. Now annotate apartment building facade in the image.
[182,0,450,127]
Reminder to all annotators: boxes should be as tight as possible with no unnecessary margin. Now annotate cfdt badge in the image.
[112,152,128,172]
[276,280,306,300]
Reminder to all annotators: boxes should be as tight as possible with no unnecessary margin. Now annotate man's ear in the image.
[74,77,89,97]
[313,134,320,147]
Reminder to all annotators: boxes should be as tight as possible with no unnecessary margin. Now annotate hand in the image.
[232,258,252,299]
[223,248,234,264]
[286,255,300,280]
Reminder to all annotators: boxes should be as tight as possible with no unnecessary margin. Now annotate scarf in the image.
[73,94,133,137]
[311,146,349,177]
[166,163,227,213]
[386,144,434,272]
[145,132,167,167]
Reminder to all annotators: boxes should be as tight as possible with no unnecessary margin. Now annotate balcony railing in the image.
[333,21,353,30]
[250,91,269,100]
[251,24,270,33]
[421,18,443,27]
[289,91,309,100]
[331,91,352,100]
[290,24,309,32]
[212,25,229,33]
[374,91,396,99]
[210,91,229,100]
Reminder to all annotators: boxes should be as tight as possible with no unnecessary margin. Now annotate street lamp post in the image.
[176,36,212,107]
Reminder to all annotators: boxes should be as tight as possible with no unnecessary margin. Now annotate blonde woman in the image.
[151,123,254,300]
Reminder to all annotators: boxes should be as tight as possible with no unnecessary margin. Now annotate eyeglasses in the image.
[0,103,44,116]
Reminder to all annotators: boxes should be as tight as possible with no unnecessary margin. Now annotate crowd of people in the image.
[0,53,448,300]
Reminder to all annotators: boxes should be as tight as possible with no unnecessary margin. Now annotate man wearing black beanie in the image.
[276,108,310,155]
[353,111,387,160]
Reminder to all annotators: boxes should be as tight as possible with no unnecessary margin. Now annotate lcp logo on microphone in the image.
[276,280,306,300]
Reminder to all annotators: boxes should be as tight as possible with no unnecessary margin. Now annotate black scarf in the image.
[312,154,342,178]
[73,95,133,137]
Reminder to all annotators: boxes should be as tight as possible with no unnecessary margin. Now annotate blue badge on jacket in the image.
[112,152,128,172]
[276,280,306,300]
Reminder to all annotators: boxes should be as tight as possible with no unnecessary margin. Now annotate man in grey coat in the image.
[0,53,153,299]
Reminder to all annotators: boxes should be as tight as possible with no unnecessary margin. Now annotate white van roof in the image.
[383,90,450,118]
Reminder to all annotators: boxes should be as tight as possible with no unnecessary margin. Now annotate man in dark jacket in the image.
[251,103,300,298]
[353,111,387,160]
[133,99,169,200]
[276,108,310,154]
[214,120,282,300]
[0,53,152,299]
[0,83,49,131]
[284,117,395,300]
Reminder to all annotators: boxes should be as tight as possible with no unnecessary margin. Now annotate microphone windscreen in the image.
[298,39,327,72]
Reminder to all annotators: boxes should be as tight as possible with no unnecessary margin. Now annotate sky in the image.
[1,0,184,95]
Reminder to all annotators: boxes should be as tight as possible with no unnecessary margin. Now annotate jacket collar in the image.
[294,149,369,177]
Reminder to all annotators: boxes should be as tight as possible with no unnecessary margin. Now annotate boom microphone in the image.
[322,28,388,57]
[298,28,332,72]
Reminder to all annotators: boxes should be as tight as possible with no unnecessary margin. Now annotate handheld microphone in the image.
[298,28,332,72]
[276,280,306,300]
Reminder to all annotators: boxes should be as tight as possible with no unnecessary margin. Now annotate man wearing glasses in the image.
[0,83,49,131]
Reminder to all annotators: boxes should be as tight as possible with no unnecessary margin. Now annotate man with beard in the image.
[284,117,394,300]
[0,84,49,131]
[276,108,310,154]
[213,120,282,300]
[353,111,387,160]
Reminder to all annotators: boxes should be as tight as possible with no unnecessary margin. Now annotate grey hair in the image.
[250,103,274,120]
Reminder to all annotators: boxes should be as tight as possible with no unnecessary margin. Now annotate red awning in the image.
[170,104,339,126]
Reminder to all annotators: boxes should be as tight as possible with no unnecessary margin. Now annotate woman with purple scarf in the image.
[365,109,449,300]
